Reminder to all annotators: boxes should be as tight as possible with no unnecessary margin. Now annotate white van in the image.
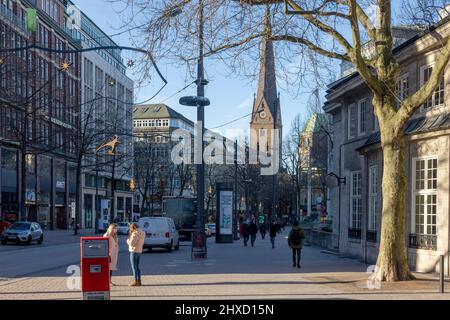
[138,217,180,252]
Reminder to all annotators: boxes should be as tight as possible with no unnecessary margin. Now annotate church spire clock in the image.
[250,7,282,155]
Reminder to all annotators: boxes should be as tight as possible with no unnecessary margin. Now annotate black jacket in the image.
[269,223,277,237]
[249,222,258,235]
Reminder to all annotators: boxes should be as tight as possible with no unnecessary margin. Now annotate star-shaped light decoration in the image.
[60,60,72,72]
[108,79,116,86]
[127,59,135,68]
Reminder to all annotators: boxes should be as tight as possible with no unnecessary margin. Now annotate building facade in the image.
[324,18,450,274]
[0,0,81,229]
[133,104,195,215]
[298,113,328,216]
[65,1,135,228]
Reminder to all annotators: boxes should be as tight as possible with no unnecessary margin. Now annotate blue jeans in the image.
[250,234,256,246]
[270,237,275,248]
[130,252,141,281]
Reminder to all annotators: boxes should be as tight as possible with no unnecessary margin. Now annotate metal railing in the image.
[348,228,361,239]
[0,4,28,34]
[409,233,437,250]
[366,230,377,242]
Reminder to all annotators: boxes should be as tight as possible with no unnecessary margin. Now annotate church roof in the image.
[252,8,280,123]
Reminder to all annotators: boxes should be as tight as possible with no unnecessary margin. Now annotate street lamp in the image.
[179,0,208,260]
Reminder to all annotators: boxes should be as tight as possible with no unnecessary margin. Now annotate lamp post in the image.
[95,154,99,234]
[180,0,209,259]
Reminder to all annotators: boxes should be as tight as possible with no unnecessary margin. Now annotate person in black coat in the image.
[259,223,266,240]
[269,221,277,249]
[249,220,258,247]
[242,222,250,246]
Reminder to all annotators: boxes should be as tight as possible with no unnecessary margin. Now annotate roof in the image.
[252,7,280,122]
[303,113,328,134]
[326,16,450,94]
[133,104,194,126]
[356,113,450,152]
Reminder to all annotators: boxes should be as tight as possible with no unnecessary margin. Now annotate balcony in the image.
[348,228,361,239]
[409,234,437,250]
[0,4,28,34]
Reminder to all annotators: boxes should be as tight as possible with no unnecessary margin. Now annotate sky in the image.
[71,0,404,140]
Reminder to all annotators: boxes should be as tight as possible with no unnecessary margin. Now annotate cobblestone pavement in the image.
[0,228,449,300]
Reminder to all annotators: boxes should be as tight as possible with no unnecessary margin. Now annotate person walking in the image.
[249,219,258,247]
[288,221,305,268]
[242,220,250,246]
[259,222,266,240]
[103,224,119,286]
[269,220,277,249]
[126,223,146,286]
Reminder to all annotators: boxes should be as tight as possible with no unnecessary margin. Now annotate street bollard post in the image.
[440,254,445,294]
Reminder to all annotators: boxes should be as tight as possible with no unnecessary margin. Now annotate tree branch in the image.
[398,37,450,124]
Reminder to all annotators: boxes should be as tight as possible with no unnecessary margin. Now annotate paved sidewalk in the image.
[1,229,450,300]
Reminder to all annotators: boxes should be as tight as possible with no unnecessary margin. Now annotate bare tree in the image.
[401,0,450,26]
[111,0,450,281]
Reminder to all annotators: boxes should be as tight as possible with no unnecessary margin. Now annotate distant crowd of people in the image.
[239,216,305,268]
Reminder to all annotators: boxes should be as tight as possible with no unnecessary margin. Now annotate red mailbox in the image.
[80,237,110,300]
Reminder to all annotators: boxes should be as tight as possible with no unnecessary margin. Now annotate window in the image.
[348,103,357,139]
[368,166,378,232]
[358,99,367,135]
[259,129,266,137]
[350,171,362,231]
[421,66,444,110]
[396,74,409,106]
[162,119,169,127]
[412,157,437,236]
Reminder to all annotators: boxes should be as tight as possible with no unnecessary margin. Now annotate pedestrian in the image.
[269,220,277,249]
[249,220,258,247]
[288,221,305,268]
[126,222,146,286]
[103,223,119,286]
[242,221,250,246]
[259,222,266,240]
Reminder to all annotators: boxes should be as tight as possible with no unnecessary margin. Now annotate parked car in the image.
[1,222,43,245]
[139,217,180,252]
[117,222,130,235]
[0,218,11,236]
[204,224,212,237]
[207,223,216,235]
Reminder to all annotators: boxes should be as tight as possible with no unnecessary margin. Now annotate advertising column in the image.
[216,183,233,243]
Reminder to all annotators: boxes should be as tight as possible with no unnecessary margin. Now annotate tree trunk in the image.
[20,149,27,221]
[74,156,82,235]
[372,126,414,282]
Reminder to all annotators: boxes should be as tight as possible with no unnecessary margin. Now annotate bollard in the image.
[439,255,445,294]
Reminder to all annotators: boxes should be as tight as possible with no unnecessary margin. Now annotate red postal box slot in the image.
[80,237,110,300]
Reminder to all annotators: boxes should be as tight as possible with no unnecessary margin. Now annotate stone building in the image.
[0,0,81,229]
[324,19,450,274]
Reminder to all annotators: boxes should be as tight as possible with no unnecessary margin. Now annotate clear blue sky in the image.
[72,0,403,139]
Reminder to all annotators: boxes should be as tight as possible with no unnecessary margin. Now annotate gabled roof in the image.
[356,113,450,152]
[133,104,194,126]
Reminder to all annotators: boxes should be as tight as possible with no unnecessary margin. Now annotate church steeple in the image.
[252,7,279,123]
